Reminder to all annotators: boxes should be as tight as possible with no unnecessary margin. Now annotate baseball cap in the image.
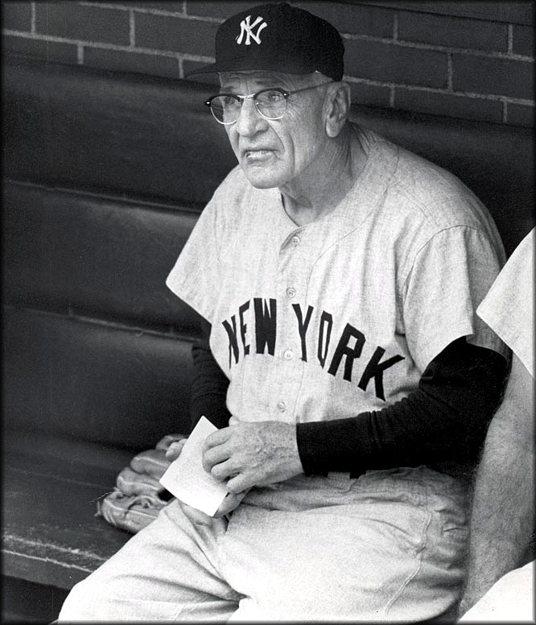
[187,3,344,81]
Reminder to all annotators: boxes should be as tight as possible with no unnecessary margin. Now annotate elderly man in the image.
[458,228,534,622]
[59,3,508,621]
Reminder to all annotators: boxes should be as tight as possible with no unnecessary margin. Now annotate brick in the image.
[185,2,264,20]
[135,13,218,56]
[348,82,391,108]
[453,54,534,99]
[398,11,508,53]
[345,40,448,89]
[3,34,79,64]
[513,24,535,57]
[185,1,394,38]
[506,103,535,127]
[293,2,393,38]
[2,2,32,32]
[35,2,130,45]
[394,87,503,124]
[84,47,180,79]
[118,2,185,14]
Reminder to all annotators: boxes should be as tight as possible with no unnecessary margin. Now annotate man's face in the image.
[219,71,329,190]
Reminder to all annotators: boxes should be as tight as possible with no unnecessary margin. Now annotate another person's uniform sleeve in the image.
[477,228,534,377]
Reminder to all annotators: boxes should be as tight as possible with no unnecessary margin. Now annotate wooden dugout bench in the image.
[2,56,534,622]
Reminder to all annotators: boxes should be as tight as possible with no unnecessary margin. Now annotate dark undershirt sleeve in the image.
[189,317,232,432]
[297,338,508,475]
[189,321,508,472]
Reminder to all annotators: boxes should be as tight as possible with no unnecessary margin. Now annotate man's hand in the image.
[176,491,247,526]
[165,434,247,525]
[202,419,303,493]
[165,438,187,463]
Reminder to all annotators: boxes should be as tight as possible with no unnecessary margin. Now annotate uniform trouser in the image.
[58,466,469,622]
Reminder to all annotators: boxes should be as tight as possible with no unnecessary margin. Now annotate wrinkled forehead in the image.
[219,70,311,91]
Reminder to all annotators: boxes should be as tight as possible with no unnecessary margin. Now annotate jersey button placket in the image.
[283,349,293,361]
[275,229,305,420]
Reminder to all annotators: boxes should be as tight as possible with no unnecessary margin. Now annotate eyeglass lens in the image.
[210,90,287,124]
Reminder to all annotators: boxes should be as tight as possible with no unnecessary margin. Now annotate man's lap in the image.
[59,466,469,621]
[222,468,468,620]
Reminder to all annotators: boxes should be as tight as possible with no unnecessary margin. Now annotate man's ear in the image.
[324,82,351,138]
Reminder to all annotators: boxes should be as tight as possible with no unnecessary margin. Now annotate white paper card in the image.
[159,416,229,517]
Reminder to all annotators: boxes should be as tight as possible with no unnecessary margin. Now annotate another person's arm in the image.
[457,353,534,615]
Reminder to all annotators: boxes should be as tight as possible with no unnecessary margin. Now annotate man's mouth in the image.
[242,149,274,161]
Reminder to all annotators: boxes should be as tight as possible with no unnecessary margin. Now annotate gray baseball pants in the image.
[58,466,468,621]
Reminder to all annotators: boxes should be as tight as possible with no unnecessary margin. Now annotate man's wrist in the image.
[296,418,368,476]
[291,424,305,475]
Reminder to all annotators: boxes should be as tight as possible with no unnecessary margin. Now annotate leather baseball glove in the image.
[96,433,186,533]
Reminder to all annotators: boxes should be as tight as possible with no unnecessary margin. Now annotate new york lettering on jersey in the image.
[221,297,405,401]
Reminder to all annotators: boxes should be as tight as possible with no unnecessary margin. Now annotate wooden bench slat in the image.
[3,433,136,589]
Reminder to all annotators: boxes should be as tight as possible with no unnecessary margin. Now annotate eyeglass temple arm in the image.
[205,81,334,106]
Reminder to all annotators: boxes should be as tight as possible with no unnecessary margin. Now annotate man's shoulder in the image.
[353,128,503,258]
[376,133,493,232]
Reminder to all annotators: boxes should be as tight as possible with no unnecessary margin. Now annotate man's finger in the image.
[165,438,186,461]
[203,442,231,472]
[209,459,236,481]
[180,502,213,527]
[203,427,231,452]
[213,491,247,517]
[226,472,254,494]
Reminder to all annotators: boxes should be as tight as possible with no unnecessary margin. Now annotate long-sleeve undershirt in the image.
[189,319,508,475]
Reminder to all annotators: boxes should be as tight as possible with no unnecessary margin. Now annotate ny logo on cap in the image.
[236,15,267,45]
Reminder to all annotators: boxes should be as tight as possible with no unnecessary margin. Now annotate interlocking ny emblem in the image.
[236,15,268,45]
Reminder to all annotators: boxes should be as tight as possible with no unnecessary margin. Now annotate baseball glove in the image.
[96,433,186,534]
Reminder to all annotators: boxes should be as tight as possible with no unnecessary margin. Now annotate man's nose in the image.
[235,98,266,136]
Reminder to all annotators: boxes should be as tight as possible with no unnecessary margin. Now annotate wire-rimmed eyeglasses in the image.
[205,81,334,125]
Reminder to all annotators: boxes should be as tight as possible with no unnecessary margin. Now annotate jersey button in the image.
[277,401,286,412]
[283,349,293,360]
[291,235,301,246]
[286,287,296,298]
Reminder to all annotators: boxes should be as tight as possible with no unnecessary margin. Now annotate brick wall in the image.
[3,1,534,127]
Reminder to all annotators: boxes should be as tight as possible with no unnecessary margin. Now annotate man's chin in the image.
[240,166,282,189]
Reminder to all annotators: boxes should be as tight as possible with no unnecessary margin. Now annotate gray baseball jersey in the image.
[477,227,534,378]
[167,127,507,426]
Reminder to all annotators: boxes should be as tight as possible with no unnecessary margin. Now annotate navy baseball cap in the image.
[187,3,344,81]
